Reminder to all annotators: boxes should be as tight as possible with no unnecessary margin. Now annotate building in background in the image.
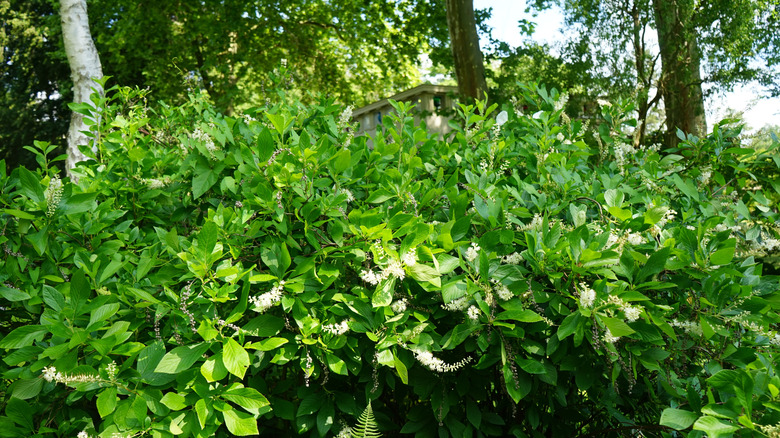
[352,84,458,142]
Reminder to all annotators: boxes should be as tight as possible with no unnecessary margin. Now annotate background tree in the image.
[0,0,70,170]
[1,0,451,172]
[530,0,780,145]
[60,0,103,175]
[445,0,488,101]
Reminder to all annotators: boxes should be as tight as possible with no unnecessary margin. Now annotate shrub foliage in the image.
[1,80,779,437]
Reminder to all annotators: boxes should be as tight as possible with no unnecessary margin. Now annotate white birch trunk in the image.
[60,0,103,178]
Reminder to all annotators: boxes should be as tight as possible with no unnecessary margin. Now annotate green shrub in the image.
[0,79,779,438]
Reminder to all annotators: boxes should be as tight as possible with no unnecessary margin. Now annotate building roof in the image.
[352,83,458,118]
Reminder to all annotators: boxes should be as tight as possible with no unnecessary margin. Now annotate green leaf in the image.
[394,351,408,384]
[0,287,31,302]
[26,226,49,256]
[61,192,98,215]
[200,353,228,382]
[557,311,582,340]
[18,167,44,203]
[160,392,188,411]
[516,358,546,374]
[604,189,623,208]
[350,402,381,438]
[710,241,736,265]
[192,157,225,199]
[222,338,250,379]
[317,402,335,436]
[199,221,219,255]
[408,264,440,286]
[601,316,636,337]
[503,365,531,403]
[256,127,274,162]
[97,387,118,418]
[660,408,699,430]
[247,337,288,351]
[222,387,271,416]
[326,353,348,376]
[636,247,670,282]
[333,149,351,173]
[692,416,738,438]
[222,408,259,436]
[2,208,36,220]
[0,325,48,349]
[87,303,120,330]
[11,378,43,400]
[672,174,700,201]
[496,309,543,323]
[372,278,395,307]
[154,343,210,374]
[137,341,175,385]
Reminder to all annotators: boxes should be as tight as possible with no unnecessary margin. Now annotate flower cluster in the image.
[606,294,642,322]
[517,214,543,232]
[402,248,417,266]
[494,282,513,301]
[191,127,218,160]
[579,283,596,308]
[338,188,355,203]
[465,242,480,262]
[384,260,405,280]
[338,105,354,149]
[602,328,620,344]
[322,320,350,336]
[412,348,472,373]
[360,269,387,286]
[44,175,63,217]
[502,252,523,265]
[442,296,468,311]
[670,319,703,337]
[142,176,172,190]
[360,243,412,287]
[467,305,480,321]
[249,281,285,313]
[42,366,101,385]
[106,361,118,380]
[391,298,408,314]
[613,142,636,174]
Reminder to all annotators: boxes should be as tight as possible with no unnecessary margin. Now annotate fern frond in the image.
[350,401,381,438]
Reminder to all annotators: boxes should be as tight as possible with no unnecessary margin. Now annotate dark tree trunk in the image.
[445,0,488,102]
[652,0,707,146]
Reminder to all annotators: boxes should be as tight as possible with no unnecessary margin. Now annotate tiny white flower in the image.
[494,283,513,301]
[623,305,641,322]
[402,248,417,266]
[42,366,57,382]
[579,283,596,308]
[503,252,523,265]
[383,260,406,280]
[249,283,284,313]
[603,329,620,344]
[467,305,480,321]
[465,243,480,262]
[391,298,408,313]
[322,320,350,336]
[78,432,89,438]
[626,233,644,246]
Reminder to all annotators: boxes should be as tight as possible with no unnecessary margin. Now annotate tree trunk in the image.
[652,0,706,146]
[445,0,488,102]
[60,0,103,177]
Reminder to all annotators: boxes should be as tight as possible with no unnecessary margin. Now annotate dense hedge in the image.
[1,79,779,438]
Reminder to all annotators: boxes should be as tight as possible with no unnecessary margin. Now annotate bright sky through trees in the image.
[475,0,779,131]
